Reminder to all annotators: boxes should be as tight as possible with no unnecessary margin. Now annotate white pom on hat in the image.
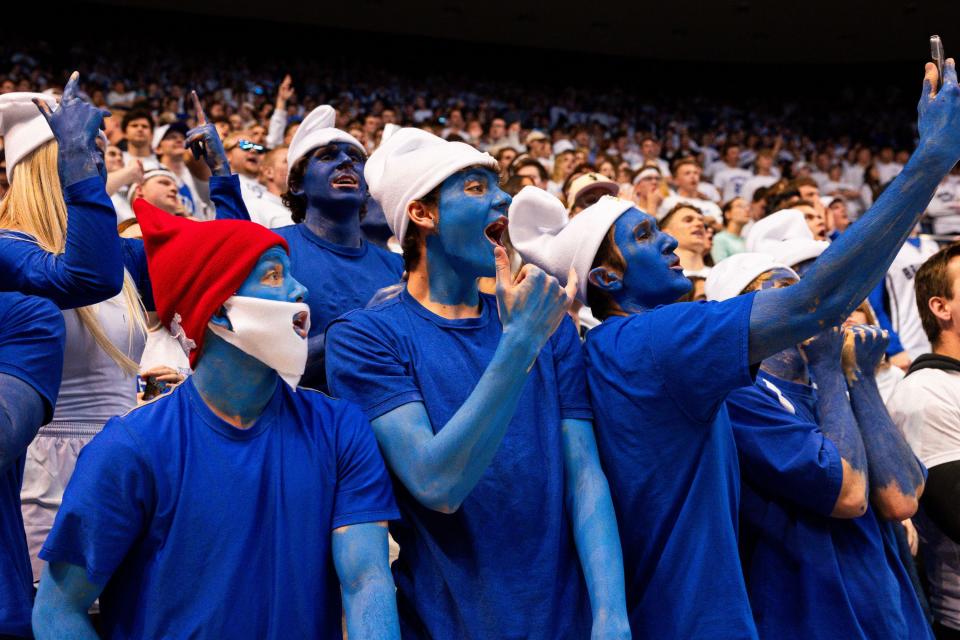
[705,252,798,302]
[746,208,829,269]
[286,105,364,186]
[364,127,498,243]
[0,92,56,182]
[508,186,634,302]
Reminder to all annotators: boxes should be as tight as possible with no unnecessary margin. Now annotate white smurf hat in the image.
[0,92,57,181]
[508,185,634,302]
[705,252,798,301]
[286,105,365,185]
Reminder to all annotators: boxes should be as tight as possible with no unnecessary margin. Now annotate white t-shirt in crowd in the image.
[882,237,940,360]
[713,166,754,202]
[741,174,778,204]
[877,161,904,186]
[927,177,960,235]
[842,162,867,189]
[888,367,960,632]
[122,151,160,172]
[238,174,294,229]
[658,193,723,222]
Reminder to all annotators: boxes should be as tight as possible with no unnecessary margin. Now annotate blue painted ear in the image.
[588,266,623,293]
[209,306,233,331]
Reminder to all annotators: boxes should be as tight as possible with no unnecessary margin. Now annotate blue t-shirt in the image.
[40,378,399,640]
[728,371,934,640]
[326,289,593,640]
[0,292,65,637]
[272,223,403,337]
[584,296,758,639]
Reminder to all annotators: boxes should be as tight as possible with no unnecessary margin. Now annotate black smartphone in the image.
[931,35,945,90]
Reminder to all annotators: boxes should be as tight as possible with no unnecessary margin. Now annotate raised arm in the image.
[562,418,630,639]
[365,249,576,513]
[332,522,399,640]
[266,75,294,149]
[845,325,926,520]
[184,91,251,222]
[749,61,960,362]
[800,327,869,518]
[0,73,123,308]
[32,562,103,640]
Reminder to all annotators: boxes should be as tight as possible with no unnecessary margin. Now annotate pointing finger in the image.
[494,245,511,289]
[191,91,208,125]
[61,71,80,103]
[946,58,958,87]
[924,62,939,99]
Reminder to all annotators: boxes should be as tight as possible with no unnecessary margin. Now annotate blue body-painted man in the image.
[706,255,930,639]
[325,128,631,639]
[31,203,401,640]
[508,61,960,638]
[188,98,403,390]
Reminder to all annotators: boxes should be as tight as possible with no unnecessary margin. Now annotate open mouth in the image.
[667,254,683,271]
[484,216,508,247]
[331,173,360,189]
[292,311,309,339]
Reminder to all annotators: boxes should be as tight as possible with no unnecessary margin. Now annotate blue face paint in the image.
[424,167,511,306]
[194,245,308,428]
[591,208,691,314]
[297,143,369,247]
[758,268,800,291]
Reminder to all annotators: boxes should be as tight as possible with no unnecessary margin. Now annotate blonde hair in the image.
[0,141,147,375]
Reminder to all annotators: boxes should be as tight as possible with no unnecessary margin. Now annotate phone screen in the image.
[931,35,945,90]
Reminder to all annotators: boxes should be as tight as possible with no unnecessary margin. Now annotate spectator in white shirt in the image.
[659,156,722,221]
[713,143,753,202]
[121,109,159,170]
[875,146,904,185]
[741,149,780,204]
[926,169,960,235]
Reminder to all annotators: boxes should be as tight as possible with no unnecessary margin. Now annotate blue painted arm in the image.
[209,175,252,221]
[748,62,960,363]
[32,562,103,640]
[562,419,630,639]
[801,328,869,518]
[0,374,45,471]
[0,177,123,309]
[332,522,399,640]
[120,238,155,311]
[368,252,575,513]
[867,282,906,356]
[845,325,926,520]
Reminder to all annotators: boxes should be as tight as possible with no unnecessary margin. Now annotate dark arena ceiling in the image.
[84,0,960,64]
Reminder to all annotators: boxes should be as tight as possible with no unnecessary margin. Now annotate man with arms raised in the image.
[32,203,400,639]
[507,60,960,638]
[325,128,630,639]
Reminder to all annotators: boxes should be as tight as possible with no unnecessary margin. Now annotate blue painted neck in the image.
[191,330,279,428]
[303,201,363,248]
[760,346,809,385]
[424,235,481,308]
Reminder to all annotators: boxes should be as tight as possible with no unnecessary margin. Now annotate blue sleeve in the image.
[726,385,843,517]
[326,314,423,420]
[209,175,251,221]
[331,400,401,529]
[38,420,152,585]
[0,177,123,309]
[550,317,593,420]
[867,282,905,356]
[650,295,756,423]
[120,238,154,311]
[0,293,65,422]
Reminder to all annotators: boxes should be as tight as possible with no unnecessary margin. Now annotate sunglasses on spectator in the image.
[227,139,266,154]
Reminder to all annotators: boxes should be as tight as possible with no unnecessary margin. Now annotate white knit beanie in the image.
[508,186,635,302]
[364,127,498,243]
[705,252,799,302]
[286,105,364,185]
[0,92,57,181]
[746,208,830,269]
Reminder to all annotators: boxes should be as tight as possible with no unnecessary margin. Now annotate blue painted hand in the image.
[918,58,960,163]
[842,324,888,382]
[184,91,230,177]
[34,71,111,187]
[494,246,576,364]
[799,325,845,371]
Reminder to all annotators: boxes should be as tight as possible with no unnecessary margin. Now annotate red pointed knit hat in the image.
[133,198,289,367]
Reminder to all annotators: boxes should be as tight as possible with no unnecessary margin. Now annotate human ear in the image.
[588,266,623,293]
[929,296,952,323]
[407,200,438,233]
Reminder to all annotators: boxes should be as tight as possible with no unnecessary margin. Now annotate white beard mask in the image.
[207,295,311,390]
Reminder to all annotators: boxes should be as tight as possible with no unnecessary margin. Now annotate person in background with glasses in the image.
[223,132,284,228]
